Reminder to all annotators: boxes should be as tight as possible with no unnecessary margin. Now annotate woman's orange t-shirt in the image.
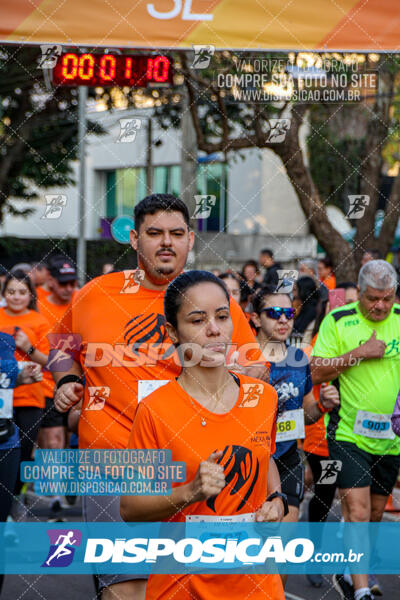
[128,374,284,600]
[0,308,50,408]
[321,274,336,291]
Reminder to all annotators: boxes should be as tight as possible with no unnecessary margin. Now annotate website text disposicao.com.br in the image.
[82,536,365,566]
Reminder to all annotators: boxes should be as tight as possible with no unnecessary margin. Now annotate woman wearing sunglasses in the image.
[251,285,339,586]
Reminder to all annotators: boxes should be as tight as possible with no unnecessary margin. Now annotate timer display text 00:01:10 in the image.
[52,53,173,87]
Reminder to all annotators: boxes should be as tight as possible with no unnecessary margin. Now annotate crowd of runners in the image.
[1,193,400,600]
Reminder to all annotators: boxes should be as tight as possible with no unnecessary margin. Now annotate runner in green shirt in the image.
[311,260,400,600]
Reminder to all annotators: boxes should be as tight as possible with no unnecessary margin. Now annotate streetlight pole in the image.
[77,85,87,287]
[146,117,153,193]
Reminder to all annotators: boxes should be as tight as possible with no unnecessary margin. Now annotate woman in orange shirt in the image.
[317,257,336,290]
[122,270,286,600]
[0,270,49,497]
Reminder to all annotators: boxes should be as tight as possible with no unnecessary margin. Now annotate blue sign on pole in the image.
[111,215,135,244]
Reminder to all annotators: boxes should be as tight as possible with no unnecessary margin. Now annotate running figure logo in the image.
[46,334,82,373]
[266,119,291,143]
[240,383,264,408]
[191,45,215,69]
[117,118,142,143]
[120,269,145,294]
[86,386,110,411]
[276,269,298,294]
[42,529,81,567]
[42,195,67,219]
[193,195,216,219]
[38,44,62,68]
[347,195,370,219]
[316,460,342,485]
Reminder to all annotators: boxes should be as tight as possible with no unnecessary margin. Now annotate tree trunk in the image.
[376,174,400,257]
[272,106,356,281]
[353,66,393,267]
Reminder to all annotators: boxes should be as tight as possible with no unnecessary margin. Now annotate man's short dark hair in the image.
[260,248,274,258]
[364,248,382,260]
[336,281,357,290]
[252,284,282,314]
[319,256,333,269]
[134,194,190,232]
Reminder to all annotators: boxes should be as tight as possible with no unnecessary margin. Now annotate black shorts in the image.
[275,444,304,508]
[82,496,148,588]
[328,439,400,496]
[41,396,68,428]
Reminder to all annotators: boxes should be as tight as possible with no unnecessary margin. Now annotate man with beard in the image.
[53,194,266,600]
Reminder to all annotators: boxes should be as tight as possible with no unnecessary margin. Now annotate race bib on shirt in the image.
[138,380,169,403]
[275,408,305,442]
[353,410,395,440]
[0,389,13,419]
[186,513,256,523]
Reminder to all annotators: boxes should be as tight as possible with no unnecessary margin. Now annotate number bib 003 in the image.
[353,410,395,440]
[275,408,305,442]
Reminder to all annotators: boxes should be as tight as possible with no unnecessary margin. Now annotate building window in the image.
[104,163,227,232]
[197,162,227,232]
[153,165,181,196]
[105,168,146,217]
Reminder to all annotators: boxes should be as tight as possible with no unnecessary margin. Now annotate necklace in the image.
[178,376,227,427]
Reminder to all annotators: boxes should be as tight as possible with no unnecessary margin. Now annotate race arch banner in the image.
[1,0,400,51]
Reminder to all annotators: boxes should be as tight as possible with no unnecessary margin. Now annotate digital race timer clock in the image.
[53,53,173,87]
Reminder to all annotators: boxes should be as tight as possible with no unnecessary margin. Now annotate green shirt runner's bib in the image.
[312,302,400,455]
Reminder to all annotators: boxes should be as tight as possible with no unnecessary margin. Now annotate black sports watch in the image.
[267,491,289,517]
[26,345,36,356]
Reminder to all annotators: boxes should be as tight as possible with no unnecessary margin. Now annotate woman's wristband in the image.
[56,374,83,389]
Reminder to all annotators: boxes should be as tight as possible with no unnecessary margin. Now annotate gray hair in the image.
[298,259,317,276]
[358,259,397,294]
[11,263,32,275]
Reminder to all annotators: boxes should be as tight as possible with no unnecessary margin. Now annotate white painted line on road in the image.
[286,593,307,600]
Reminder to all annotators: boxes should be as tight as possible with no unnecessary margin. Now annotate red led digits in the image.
[146,58,154,81]
[61,53,78,80]
[152,56,169,82]
[100,55,116,82]
[124,57,133,79]
[53,53,172,86]
[78,54,95,80]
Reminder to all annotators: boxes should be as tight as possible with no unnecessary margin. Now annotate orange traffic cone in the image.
[385,494,397,512]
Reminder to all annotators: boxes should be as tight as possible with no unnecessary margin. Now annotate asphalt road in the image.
[3,569,399,599]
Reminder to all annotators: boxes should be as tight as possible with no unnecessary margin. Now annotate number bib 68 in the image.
[276,408,305,442]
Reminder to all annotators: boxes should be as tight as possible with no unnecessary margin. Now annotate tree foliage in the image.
[150,51,400,280]
[0,46,103,221]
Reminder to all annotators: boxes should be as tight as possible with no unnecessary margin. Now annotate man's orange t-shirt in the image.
[57,271,264,449]
[36,286,50,302]
[303,334,328,457]
[38,293,76,399]
[128,374,284,600]
[0,308,50,408]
